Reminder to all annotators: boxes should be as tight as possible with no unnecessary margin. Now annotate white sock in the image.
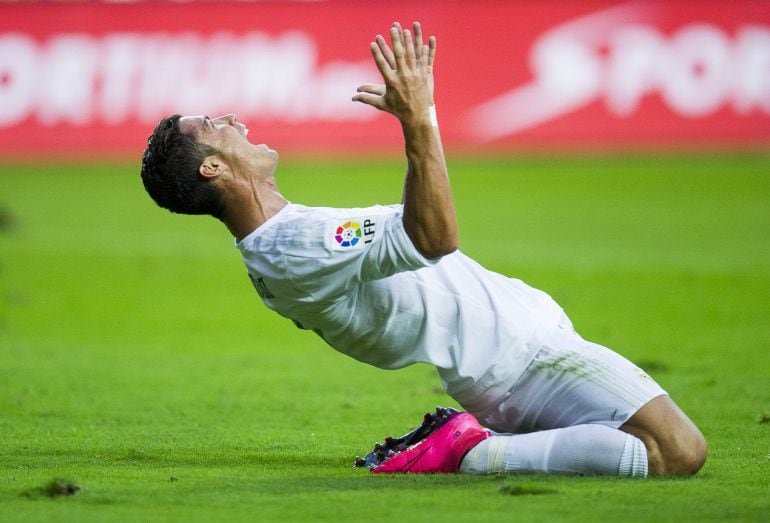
[459,425,648,477]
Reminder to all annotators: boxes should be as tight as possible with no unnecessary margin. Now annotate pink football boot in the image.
[354,407,490,474]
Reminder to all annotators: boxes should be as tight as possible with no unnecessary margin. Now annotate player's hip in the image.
[458,323,667,433]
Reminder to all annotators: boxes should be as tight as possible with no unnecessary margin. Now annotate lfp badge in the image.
[335,221,362,248]
[328,217,376,251]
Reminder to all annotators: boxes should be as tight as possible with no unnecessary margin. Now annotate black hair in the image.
[140,115,224,218]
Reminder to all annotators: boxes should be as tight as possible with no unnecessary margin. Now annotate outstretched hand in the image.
[353,21,436,126]
[354,22,455,260]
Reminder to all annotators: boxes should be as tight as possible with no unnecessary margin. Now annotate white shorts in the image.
[463,316,667,433]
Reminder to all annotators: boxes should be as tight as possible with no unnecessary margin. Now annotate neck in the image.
[221,177,288,241]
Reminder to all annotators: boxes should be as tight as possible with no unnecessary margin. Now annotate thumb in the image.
[352,92,387,111]
[356,84,386,96]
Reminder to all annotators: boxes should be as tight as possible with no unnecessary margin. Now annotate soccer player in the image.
[140,22,706,477]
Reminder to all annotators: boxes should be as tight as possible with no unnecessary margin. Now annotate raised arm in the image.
[352,22,458,259]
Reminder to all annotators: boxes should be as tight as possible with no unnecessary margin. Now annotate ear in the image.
[199,155,226,179]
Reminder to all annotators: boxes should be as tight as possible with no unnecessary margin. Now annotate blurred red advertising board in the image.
[0,0,768,156]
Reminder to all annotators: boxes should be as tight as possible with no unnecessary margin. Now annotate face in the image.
[178,114,278,172]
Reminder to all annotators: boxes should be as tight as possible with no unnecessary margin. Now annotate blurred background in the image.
[1,0,768,158]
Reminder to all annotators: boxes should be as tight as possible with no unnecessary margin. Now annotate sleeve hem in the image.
[391,216,443,268]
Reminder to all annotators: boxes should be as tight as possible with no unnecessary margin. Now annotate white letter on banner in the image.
[238,31,314,119]
[733,26,770,114]
[605,26,665,116]
[661,25,730,117]
[38,34,98,125]
[99,34,141,125]
[136,34,200,123]
[0,34,37,126]
[171,32,241,115]
[195,33,241,115]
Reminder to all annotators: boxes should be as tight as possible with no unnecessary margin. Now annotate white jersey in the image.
[236,203,565,406]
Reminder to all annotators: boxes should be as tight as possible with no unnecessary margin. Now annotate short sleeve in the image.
[282,205,439,301]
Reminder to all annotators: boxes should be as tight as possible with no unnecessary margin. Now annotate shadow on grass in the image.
[21,478,81,499]
[0,206,16,235]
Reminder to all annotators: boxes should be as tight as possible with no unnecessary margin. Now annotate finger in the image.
[392,21,405,51]
[404,29,416,69]
[413,22,424,59]
[390,25,406,70]
[376,35,396,70]
[370,41,394,78]
[356,84,386,96]
[418,43,428,71]
[394,21,407,51]
[428,35,437,68]
[351,92,386,110]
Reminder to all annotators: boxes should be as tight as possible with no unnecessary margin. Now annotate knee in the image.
[622,396,707,477]
[646,427,707,477]
[675,429,708,476]
[670,431,707,476]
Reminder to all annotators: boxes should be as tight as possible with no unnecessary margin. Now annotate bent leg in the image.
[456,315,705,477]
[620,395,707,476]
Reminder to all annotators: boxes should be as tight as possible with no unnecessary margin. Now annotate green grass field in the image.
[1,152,769,521]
